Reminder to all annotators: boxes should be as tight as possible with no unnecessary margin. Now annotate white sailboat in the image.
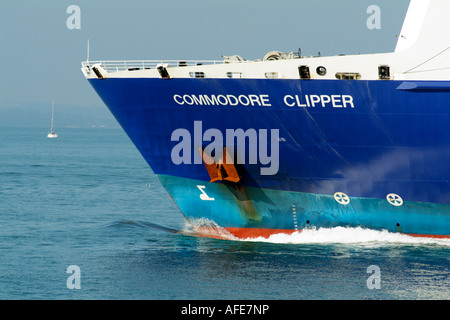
[47,100,58,138]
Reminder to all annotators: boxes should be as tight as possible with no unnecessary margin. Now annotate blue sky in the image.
[0,0,409,127]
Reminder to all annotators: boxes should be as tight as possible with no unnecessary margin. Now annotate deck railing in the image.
[81,60,224,73]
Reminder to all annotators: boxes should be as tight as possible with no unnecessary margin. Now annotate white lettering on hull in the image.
[173,94,355,109]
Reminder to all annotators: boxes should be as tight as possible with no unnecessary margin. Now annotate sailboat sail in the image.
[47,100,58,138]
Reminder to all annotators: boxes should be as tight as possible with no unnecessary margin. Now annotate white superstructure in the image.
[82,0,450,81]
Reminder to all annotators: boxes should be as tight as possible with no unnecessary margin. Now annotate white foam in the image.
[242,226,450,247]
[184,219,450,246]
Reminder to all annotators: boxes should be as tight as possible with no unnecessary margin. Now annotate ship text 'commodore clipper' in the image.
[82,0,450,239]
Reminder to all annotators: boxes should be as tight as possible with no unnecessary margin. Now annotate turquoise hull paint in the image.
[158,174,450,236]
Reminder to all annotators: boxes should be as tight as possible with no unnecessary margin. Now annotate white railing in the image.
[81,59,224,73]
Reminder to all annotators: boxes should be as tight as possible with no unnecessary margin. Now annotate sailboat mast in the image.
[50,100,54,131]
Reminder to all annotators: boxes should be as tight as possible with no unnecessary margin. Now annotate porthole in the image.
[316,66,327,76]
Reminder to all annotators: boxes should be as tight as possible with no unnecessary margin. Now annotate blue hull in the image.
[88,78,450,238]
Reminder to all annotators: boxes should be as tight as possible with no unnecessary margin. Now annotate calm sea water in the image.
[1,127,449,300]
